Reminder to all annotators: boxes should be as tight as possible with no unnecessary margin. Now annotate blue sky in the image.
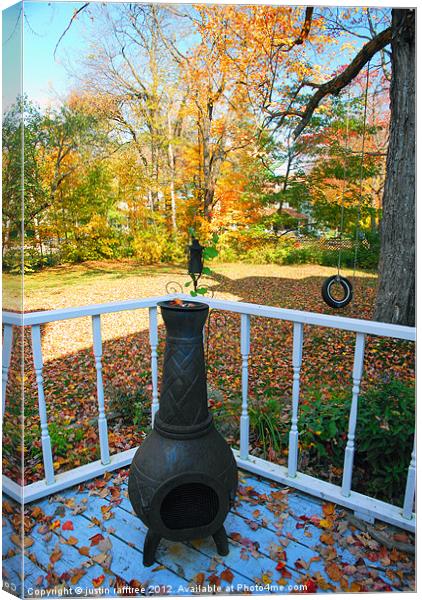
[23,1,89,106]
[3,1,386,111]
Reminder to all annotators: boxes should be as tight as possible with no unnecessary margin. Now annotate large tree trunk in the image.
[374,9,415,326]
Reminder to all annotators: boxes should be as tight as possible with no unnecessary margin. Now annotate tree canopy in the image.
[3,5,414,323]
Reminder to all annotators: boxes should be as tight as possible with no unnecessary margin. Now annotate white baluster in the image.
[31,325,55,485]
[92,315,110,465]
[342,332,365,497]
[288,322,304,477]
[2,324,13,420]
[149,307,159,423]
[240,314,250,460]
[403,439,416,519]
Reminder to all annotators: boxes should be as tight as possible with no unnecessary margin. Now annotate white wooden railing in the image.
[2,294,416,532]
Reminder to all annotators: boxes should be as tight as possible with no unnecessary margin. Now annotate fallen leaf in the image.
[320,532,334,545]
[325,562,342,582]
[65,536,78,545]
[221,568,234,583]
[50,543,63,564]
[70,569,86,585]
[89,533,105,546]
[92,575,105,588]
[11,534,34,548]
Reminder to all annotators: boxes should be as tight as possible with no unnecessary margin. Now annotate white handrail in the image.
[31,325,55,485]
[287,322,304,478]
[403,439,416,520]
[149,307,159,423]
[342,332,366,496]
[2,294,415,532]
[2,294,416,341]
[240,314,250,460]
[92,315,110,465]
[2,324,13,420]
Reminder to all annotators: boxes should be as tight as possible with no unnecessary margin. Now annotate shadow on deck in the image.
[2,470,415,597]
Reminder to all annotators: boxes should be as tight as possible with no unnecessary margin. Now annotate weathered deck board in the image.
[2,470,415,597]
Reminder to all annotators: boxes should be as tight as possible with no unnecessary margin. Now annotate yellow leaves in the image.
[261,572,273,585]
[340,42,356,52]
[319,519,333,529]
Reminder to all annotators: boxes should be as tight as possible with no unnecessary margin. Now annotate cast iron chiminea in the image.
[128,300,238,566]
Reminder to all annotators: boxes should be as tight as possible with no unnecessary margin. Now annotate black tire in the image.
[321,275,353,309]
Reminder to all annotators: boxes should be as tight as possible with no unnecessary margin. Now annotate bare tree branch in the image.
[277,7,314,51]
[291,25,392,138]
[54,3,89,59]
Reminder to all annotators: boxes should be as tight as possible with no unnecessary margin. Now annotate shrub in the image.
[106,384,150,428]
[3,247,50,273]
[297,378,415,504]
[249,397,284,457]
[216,228,379,270]
[161,234,187,264]
[133,229,166,264]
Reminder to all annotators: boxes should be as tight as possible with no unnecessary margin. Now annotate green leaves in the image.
[203,246,218,260]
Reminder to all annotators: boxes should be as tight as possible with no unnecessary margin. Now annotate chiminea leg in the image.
[213,526,229,556]
[143,530,161,567]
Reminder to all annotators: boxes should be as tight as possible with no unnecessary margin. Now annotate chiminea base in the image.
[142,525,229,567]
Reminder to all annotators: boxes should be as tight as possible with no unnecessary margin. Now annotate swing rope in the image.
[321,61,371,310]
[352,60,371,281]
[336,93,351,277]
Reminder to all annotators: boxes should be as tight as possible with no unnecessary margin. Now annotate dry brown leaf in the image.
[325,562,343,582]
[50,543,63,564]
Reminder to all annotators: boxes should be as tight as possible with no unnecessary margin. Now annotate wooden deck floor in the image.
[2,469,415,597]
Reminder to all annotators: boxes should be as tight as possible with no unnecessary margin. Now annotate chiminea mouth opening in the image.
[148,473,229,541]
[160,482,219,529]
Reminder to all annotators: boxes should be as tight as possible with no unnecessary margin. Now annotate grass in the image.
[3,259,377,313]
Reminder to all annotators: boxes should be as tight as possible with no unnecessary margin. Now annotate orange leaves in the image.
[62,520,74,531]
[92,575,105,588]
[49,542,63,564]
[325,561,343,582]
[320,532,334,545]
[220,568,234,583]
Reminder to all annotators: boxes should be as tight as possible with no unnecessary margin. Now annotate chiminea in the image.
[128,300,238,566]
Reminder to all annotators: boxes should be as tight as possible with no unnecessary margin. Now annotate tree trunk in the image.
[167,111,177,231]
[374,9,415,326]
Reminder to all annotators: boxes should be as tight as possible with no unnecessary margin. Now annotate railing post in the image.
[31,325,55,485]
[342,332,365,497]
[288,322,304,477]
[402,439,416,520]
[149,307,159,424]
[2,324,13,419]
[92,315,110,465]
[240,314,250,460]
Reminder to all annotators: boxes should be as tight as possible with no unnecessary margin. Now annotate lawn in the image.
[2,261,415,504]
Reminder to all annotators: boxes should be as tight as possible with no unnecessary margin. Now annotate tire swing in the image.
[321,62,370,310]
[322,274,353,309]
